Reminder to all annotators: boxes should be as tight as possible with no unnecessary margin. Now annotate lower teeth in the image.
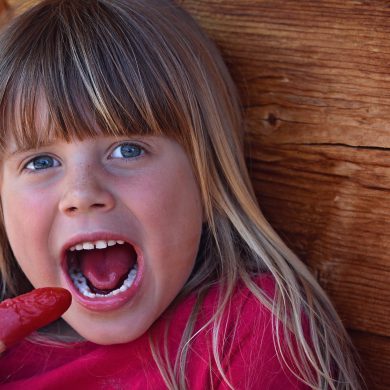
[69,265,138,298]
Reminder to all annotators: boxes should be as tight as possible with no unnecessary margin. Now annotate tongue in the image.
[79,245,136,291]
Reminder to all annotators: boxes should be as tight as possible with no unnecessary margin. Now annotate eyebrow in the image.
[5,141,58,159]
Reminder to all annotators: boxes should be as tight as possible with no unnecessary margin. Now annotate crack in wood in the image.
[285,142,390,151]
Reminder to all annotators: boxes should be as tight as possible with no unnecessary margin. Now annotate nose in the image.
[58,167,115,216]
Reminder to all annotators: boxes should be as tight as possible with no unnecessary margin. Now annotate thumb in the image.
[0,287,72,353]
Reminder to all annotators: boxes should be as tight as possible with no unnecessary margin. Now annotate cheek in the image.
[3,188,49,239]
[112,161,203,286]
[134,168,202,243]
[1,185,56,280]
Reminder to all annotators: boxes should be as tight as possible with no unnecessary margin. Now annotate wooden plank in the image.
[247,140,390,337]
[350,330,390,390]
[180,0,390,147]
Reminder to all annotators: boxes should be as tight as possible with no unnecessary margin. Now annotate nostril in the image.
[66,203,106,213]
[91,203,106,209]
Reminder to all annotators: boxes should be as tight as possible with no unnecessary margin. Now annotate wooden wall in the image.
[180,1,390,389]
[2,0,389,388]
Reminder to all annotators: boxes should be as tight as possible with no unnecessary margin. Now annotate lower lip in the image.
[63,252,144,313]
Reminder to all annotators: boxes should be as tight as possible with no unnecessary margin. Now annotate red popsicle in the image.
[0,287,72,349]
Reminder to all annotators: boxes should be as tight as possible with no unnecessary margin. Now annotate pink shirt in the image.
[0,276,309,389]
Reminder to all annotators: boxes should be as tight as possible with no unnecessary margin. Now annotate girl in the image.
[0,0,363,389]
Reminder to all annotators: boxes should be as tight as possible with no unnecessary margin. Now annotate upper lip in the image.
[60,231,138,267]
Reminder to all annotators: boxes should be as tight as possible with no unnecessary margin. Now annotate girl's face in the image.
[0,133,203,344]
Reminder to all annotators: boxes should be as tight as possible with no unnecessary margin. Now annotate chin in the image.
[64,316,151,346]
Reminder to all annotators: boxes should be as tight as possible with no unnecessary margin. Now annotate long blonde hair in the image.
[0,1,363,389]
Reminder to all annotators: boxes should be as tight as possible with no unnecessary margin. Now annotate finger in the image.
[0,287,72,350]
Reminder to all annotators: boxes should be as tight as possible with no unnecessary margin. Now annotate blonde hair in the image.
[0,1,363,389]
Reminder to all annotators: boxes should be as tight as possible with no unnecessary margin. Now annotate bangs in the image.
[0,0,191,152]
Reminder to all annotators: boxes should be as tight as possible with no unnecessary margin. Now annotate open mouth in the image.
[66,240,139,299]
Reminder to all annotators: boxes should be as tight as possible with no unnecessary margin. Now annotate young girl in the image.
[0,0,363,389]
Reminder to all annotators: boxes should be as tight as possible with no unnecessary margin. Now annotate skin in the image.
[0,133,203,345]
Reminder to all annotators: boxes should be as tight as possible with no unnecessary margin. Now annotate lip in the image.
[60,232,144,312]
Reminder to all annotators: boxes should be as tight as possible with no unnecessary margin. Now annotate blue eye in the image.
[111,143,144,159]
[25,155,60,171]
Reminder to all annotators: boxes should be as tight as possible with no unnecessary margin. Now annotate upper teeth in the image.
[69,240,125,251]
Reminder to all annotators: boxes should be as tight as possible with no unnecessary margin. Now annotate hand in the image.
[0,287,72,353]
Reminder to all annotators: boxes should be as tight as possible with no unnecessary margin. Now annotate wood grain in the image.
[247,140,390,336]
[350,330,390,390]
[180,0,390,388]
